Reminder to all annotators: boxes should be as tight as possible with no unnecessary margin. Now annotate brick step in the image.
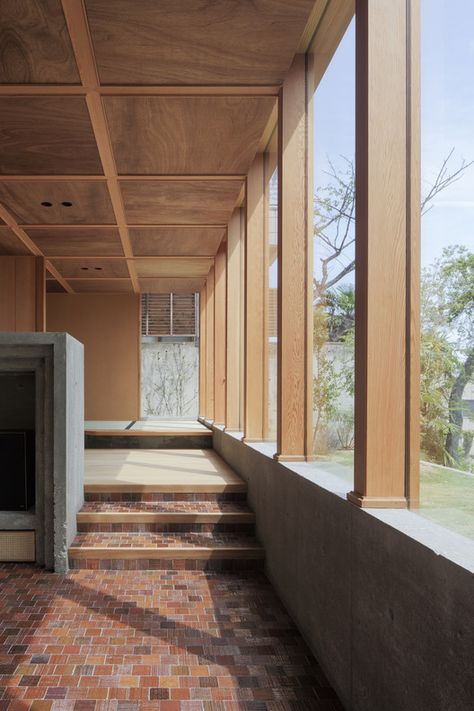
[68,531,265,570]
[77,501,256,533]
[84,489,247,503]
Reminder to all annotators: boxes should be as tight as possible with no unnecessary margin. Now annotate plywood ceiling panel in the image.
[139,278,207,294]
[135,258,213,279]
[50,258,129,278]
[46,280,68,293]
[70,279,133,293]
[0,181,116,224]
[121,181,242,225]
[0,0,80,84]
[0,226,31,255]
[86,0,316,85]
[0,98,103,175]
[104,96,275,174]
[129,227,224,256]
[27,227,124,256]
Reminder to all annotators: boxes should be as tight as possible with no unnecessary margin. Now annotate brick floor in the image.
[0,564,344,711]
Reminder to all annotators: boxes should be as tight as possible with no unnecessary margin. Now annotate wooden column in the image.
[205,266,215,422]
[275,54,312,461]
[348,0,419,508]
[214,239,227,425]
[198,286,207,420]
[243,155,265,441]
[226,209,243,430]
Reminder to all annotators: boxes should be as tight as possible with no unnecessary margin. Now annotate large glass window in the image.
[264,128,279,442]
[311,20,355,484]
[418,0,474,539]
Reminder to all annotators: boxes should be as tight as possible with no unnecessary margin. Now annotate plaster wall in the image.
[213,427,474,711]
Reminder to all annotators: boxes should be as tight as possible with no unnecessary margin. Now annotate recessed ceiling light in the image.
[62,201,73,207]
[41,201,53,207]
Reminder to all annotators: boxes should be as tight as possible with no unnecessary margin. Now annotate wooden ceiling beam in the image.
[20,223,228,229]
[61,0,139,293]
[0,85,280,97]
[0,175,246,182]
[0,202,74,293]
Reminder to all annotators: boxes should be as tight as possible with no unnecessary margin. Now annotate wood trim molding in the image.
[349,0,418,508]
[275,55,311,461]
[61,0,139,293]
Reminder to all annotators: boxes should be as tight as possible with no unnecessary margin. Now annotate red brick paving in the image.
[0,565,344,710]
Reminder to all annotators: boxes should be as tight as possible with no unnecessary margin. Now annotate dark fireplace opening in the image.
[0,372,36,512]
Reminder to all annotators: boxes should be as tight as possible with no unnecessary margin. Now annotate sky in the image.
[312,2,474,282]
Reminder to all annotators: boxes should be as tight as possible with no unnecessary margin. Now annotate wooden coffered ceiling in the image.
[0,0,318,294]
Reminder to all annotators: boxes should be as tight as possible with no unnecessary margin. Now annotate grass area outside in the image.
[310,449,474,541]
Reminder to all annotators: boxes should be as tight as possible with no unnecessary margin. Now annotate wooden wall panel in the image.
[0,256,45,332]
[46,293,140,420]
[213,240,227,425]
[226,209,243,430]
[244,156,265,440]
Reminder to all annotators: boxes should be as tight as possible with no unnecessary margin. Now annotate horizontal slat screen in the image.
[141,293,197,336]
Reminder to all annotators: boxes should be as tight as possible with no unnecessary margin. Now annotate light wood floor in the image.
[84,419,210,437]
[84,448,246,492]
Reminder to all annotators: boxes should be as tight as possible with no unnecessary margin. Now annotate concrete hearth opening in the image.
[0,372,36,512]
[0,333,84,572]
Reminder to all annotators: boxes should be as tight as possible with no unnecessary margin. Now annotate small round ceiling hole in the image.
[41,201,53,207]
[80,267,89,271]
[95,267,103,271]
[61,201,73,207]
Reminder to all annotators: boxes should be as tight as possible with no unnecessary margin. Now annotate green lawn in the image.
[311,450,474,540]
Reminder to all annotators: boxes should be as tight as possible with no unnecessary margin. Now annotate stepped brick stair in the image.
[69,448,264,570]
[85,420,212,449]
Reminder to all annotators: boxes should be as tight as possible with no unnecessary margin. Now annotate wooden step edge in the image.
[77,512,255,524]
[68,546,265,560]
[85,430,212,437]
[83,483,247,493]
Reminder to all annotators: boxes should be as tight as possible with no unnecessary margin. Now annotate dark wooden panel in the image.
[86,0,316,85]
[0,181,116,224]
[104,96,275,174]
[122,180,242,225]
[139,277,206,293]
[71,279,133,293]
[0,0,80,84]
[27,227,124,256]
[130,227,224,256]
[0,98,102,175]
[46,280,67,293]
[0,226,31,255]
[50,258,129,278]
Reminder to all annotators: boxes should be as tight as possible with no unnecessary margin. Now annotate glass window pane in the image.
[264,129,278,442]
[311,19,355,485]
[419,0,474,539]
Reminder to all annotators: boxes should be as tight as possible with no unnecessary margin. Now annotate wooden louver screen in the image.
[141,293,197,337]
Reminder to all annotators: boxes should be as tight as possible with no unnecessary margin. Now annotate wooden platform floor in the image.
[85,448,246,492]
[85,419,210,436]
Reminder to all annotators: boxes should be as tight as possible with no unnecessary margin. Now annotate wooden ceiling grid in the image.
[0,0,317,293]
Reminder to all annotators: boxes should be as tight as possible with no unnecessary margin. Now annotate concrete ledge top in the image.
[217,427,474,575]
